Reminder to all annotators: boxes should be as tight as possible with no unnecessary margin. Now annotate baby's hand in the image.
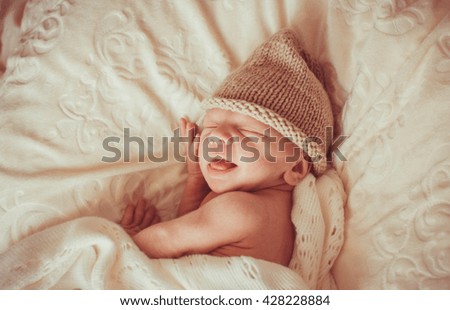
[120,199,160,236]
[180,117,202,177]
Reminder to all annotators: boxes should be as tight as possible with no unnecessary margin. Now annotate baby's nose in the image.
[207,137,222,149]
[209,125,234,143]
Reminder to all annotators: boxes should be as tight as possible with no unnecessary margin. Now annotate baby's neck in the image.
[200,181,295,213]
[265,183,295,192]
[252,179,296,193]
[212,182,294,195]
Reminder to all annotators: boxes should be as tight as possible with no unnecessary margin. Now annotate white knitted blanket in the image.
[2,0,449,289]
[0,170,344,289]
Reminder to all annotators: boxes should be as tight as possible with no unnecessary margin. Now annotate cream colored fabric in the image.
[289,170,345,289]
[0,170,344,289]
[1,0,449,290]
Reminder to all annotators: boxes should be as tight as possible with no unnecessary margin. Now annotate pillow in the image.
[327,1,450,289]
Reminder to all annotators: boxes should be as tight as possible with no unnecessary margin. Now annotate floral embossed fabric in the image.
[0,0,449,289]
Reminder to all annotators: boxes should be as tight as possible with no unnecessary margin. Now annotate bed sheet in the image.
[0,0,449,289]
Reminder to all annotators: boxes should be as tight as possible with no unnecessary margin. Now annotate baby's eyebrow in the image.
[240,126,263,132]
[202,118,217,125]
[203,120,217,125]
[240,126,271,136]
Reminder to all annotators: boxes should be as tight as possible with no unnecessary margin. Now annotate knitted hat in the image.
[202,29,334,176]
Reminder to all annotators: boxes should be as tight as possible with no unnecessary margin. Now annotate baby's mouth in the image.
[208,157,237,171]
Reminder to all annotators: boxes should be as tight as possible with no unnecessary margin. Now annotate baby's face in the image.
[199,108,302,193]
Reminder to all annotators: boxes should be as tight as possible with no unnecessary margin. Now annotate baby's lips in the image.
[209,158,237,171]
[205,154,228,162]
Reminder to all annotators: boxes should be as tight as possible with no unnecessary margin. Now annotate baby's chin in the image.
[204,178,245,194]
[206,178,263,194]
[206,181,238,194]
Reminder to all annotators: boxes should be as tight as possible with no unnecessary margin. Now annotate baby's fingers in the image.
[180,117,187,137]
[134,199,146,225]
[191,133,201,158]
[120,203,136,227]
[188,121,200,139]
[140,204,156,230]
[180,117,199,141]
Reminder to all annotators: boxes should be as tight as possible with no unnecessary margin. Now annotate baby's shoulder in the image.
[203,191,267,220]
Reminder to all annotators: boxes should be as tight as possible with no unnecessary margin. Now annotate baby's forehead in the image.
[204,108,268,127]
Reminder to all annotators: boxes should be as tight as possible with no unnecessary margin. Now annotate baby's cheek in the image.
[197,148,209,173]
[238,140,261,163]
[198,139,214,164]
[271,142,300,164]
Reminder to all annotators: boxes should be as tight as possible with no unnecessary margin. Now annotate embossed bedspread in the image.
[0,0,449,289]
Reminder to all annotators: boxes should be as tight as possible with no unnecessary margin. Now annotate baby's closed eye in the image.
[239,128,266,137]
[203,122,217,129]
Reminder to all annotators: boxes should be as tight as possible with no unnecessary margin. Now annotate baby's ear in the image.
[283,159,310,186]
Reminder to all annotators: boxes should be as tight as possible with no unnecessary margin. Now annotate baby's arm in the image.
[178,175,210,216]
[177,118,210,216]
[132,192,263,258]
[120,199,160,236]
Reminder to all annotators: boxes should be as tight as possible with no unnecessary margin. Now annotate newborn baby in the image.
[120,29,333,267]
[121,112,309,266]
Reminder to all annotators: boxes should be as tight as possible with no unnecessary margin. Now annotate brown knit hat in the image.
[202,29,333,176]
